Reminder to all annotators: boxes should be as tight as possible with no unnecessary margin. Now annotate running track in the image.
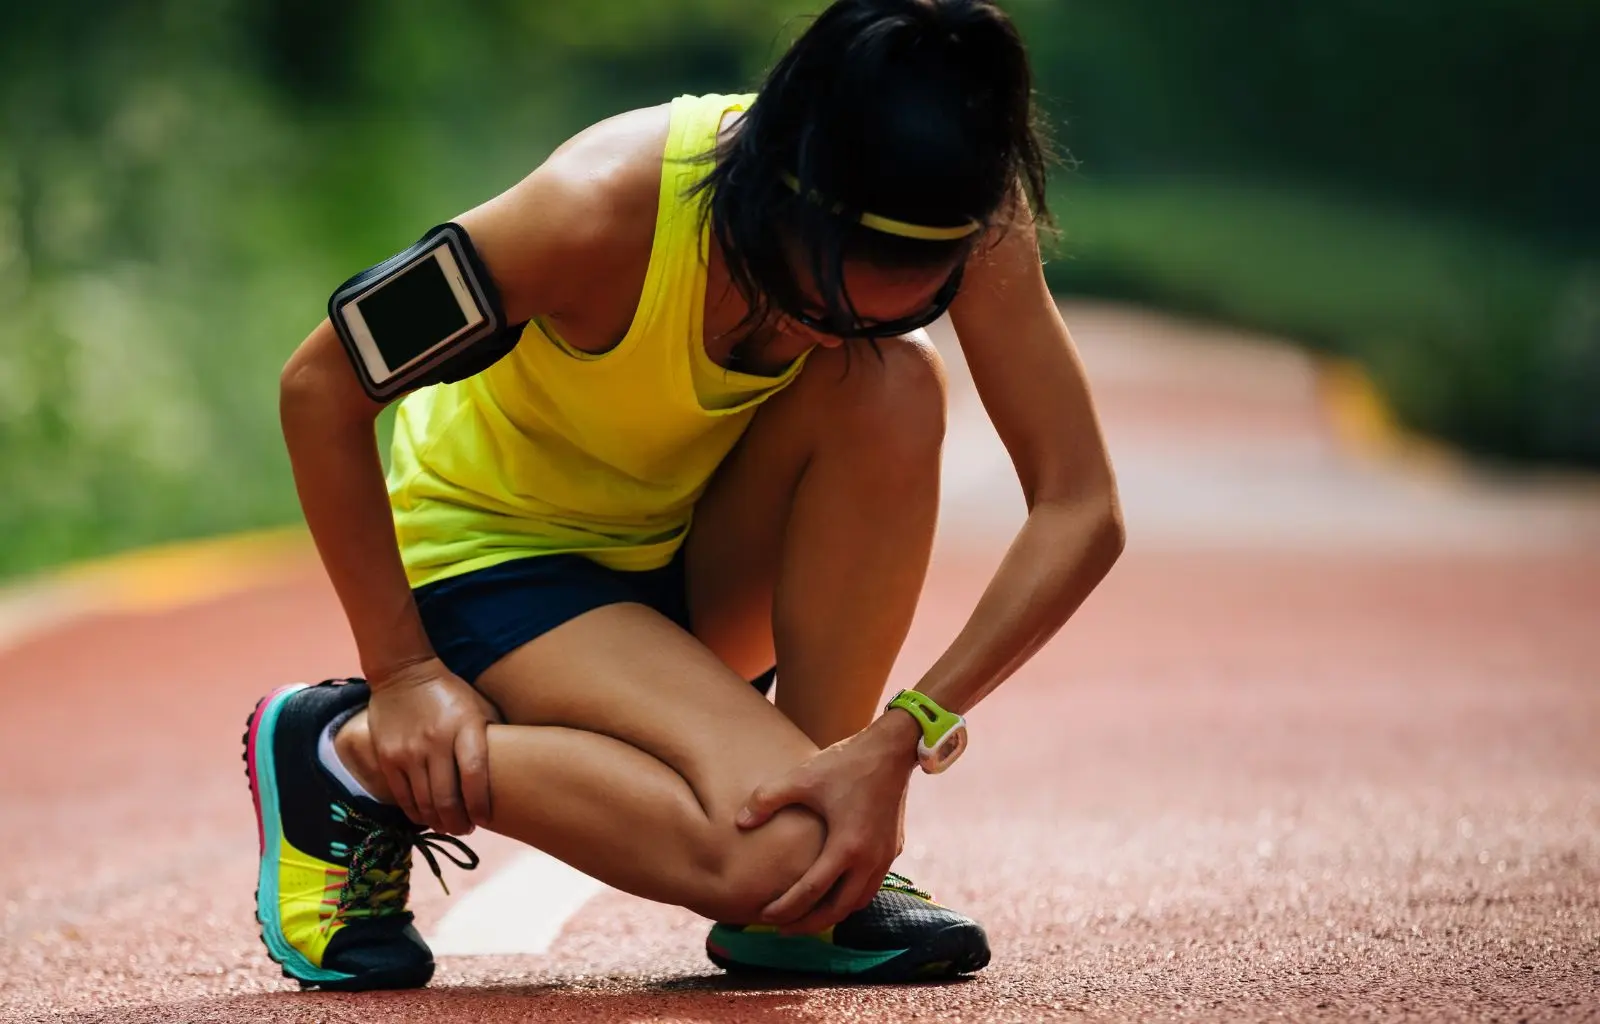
[3,304,1598,1022]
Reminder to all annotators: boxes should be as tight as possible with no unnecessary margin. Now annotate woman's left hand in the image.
[736,711,922,934]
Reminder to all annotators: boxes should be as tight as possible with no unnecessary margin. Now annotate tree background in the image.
[1,0,1595,578]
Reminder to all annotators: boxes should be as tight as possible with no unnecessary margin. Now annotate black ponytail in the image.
[692,0,1054,335]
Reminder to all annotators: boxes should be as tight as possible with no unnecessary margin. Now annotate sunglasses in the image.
[787,265,965,340]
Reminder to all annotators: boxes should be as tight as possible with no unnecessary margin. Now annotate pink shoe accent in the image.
[246,684,307,854]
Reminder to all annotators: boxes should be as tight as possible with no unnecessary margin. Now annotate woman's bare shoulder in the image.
[454,103,674,323]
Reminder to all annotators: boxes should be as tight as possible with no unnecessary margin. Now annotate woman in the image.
[246,0,1122,992]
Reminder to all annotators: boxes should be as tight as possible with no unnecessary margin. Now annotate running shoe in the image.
[706,871,990,981]
[243,679,478,991]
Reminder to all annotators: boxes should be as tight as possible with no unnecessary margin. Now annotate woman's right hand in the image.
[364,657,503,836]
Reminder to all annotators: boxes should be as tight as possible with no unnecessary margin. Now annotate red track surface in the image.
[3,308,1598,1022]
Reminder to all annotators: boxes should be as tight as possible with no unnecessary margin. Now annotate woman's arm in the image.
[923,211,1126,714]
[737,209,1124,932]
[280,322,435,677]
[278,153,617,834]
[280,318,505,836]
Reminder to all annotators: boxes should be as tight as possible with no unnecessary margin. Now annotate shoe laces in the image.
[332,801,480,922]
[881,870,931,900]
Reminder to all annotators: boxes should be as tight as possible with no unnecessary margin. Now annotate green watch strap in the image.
[885,689,962,748]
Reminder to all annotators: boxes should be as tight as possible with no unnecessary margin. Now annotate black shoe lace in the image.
[333,802,481,921]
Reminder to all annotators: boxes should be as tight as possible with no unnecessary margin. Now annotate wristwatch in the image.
[884,689,968,774]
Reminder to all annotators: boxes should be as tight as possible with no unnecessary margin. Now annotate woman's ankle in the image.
[329,709,394,803]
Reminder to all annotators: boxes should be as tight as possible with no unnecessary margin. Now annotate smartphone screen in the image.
[355,252,471,371]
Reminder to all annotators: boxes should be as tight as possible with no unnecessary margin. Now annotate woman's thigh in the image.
[473,601,815,823]
[684,335,946,741]
[460,335,943,817]
[684,337,940,676]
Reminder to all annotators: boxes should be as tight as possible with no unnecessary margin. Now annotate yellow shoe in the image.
[243,680,478,990]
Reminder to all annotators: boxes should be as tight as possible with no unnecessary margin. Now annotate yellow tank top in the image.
[388,93,807,588]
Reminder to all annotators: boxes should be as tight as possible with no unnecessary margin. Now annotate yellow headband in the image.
[781,173,982,242]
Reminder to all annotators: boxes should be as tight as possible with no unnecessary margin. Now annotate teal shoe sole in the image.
[706,921,990,982]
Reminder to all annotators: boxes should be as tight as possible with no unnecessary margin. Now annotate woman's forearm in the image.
[914,494,1124,715]
[280,328,435,682]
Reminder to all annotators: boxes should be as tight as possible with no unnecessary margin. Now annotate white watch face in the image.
[918,721,968,774]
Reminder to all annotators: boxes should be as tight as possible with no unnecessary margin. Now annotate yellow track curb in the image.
[0,526,315,653]
[1316,357,1465,478]
[52,526,315,613]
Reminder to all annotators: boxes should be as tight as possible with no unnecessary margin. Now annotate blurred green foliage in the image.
[0,1,1595,578]
[1047,183,1599,464]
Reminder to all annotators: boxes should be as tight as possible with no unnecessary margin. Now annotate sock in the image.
[318,706,378,802]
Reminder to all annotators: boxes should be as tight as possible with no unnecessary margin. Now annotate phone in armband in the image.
[328,223,507,402]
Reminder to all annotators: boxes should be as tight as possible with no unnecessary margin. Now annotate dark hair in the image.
[692,0,1053,336]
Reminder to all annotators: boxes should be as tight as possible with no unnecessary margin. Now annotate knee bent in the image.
[807,333,948,462]
[686,807,823,923]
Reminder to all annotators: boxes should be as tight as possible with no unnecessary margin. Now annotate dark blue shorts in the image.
[413,549,775,693]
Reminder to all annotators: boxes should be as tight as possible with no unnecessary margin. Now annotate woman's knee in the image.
[805,332,948,466]
[683,806,825,923]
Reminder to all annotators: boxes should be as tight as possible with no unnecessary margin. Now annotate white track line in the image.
[429,848,609,956]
